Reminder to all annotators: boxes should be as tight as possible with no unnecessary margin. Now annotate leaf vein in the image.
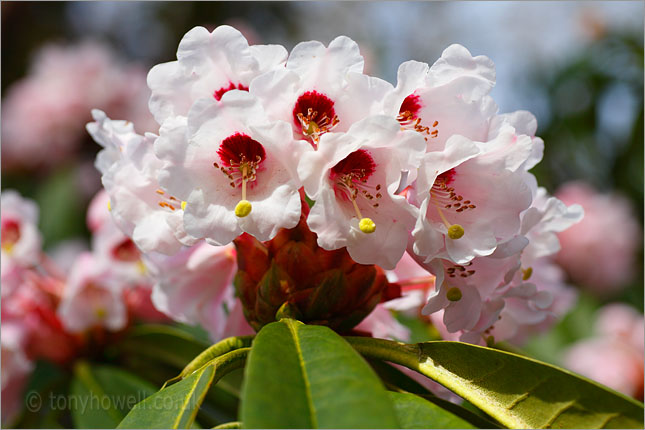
[285,320,318,429]
[173,367,207,429]
[544,398,577,428]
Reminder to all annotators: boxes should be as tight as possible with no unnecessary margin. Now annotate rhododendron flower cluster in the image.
[563,304,644,400]
[86,25,584,346]
[0,190,249,425]
[555,181,641,295]
[1,41,156,171]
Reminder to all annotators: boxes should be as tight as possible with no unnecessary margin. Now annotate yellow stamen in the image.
[2,243,14,254]
[107,200,112,211]
[136,260,147,275]
[446,287,462,301]
[235,200,252,218]
[359,218,376,234]
[235,164,253,218]
[522,267,533,281]
[351,198,376,234]
[436,207,464,239]
[181,201,187,211]
[95,308,107,319]
[447,224,465,240]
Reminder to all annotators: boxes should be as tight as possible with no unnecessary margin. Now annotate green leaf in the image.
[240,319,399,428]
[346,337,645,429]
[118,363,216,429]
[120,324,210,369]
[369,360,500,428]
[70,362,157,429]
[388,392,476,429]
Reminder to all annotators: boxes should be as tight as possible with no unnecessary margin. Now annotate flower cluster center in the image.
[293,91,339,144]
[213,82,249,101]
[397,94,439,140]
[330,150,382,234]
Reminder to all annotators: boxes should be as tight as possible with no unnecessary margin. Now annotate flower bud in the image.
[233,204,399,333]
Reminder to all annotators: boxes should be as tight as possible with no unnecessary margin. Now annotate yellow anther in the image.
[359,217,376,234]
[181,201,187,211]
[107,200,112,211]
[235,200,252,218]
[136,260,147,275]
[2,243,14,254]
[95,308,107,319]
[522,267,533,281]
[446,287,462,302]
[447,224,465,239]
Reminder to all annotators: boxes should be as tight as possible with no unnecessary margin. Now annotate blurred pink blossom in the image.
[563,304,644,400]
[555,182,641,295]
[145,242,238,341]
[1,41,157,171]
[1,316,33,426]
[355,304,411,341]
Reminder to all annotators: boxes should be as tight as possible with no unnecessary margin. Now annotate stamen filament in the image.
[235,164,252,218]
[352,198,363,220]
[351,195,376,234]
[436,207,464,239]
[242,164,248,201]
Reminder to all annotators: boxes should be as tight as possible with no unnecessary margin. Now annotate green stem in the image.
[163,344,251,390]
[182,335,254,378]
[213,421,241,429]
[209,347,250,385]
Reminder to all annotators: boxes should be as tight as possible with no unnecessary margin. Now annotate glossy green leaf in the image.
[240,319,399,428]
[389,391,476,429]
[117,364,215,429]
[70,362,157,429]
[346,337,645,429]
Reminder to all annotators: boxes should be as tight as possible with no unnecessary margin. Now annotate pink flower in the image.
[58,252,128,333]
[555,182,641,294]
[384,251,435,314]
[145,242,237,341]
[491,258,577,345]
[355,305,411,341]
[87,189,112,233]
[147,25,287,125]
[563,304,643,399]
[1,190,43,268]
[220,299,256,339]
[1,317,33,426]
[1,41,156,171]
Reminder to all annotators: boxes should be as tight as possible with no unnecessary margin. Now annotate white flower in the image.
[299,116,426,269]
[88,110,198,255]
[147,25,287,124]
[156,91,303,246]
[250,35,392,146]
[411,133,533,265]
[384,45,497,152]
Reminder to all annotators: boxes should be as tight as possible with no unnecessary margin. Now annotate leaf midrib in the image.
[285,319,318,429]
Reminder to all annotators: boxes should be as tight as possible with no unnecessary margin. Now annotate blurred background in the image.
[1,0,643,407]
